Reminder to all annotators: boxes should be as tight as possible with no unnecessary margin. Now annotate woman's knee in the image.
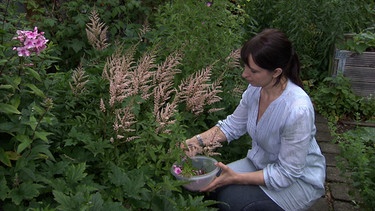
[215,185,283,211]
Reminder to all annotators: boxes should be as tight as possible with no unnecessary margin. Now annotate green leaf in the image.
[26,68,42,82]
[10,96,21,109]
[108,165,149,201]
[0,177,10,200]
[0,103,21,115]
[6,151,21,161]
[9,182,43,205]
[32,104,45,115]
[89,192,104,211]
[0,59,7,65]
[24,83,45,97]
[53,190,71,209]
[0,84,13,89]
[29,142,55,161]
[109,164,130,187]
[0,122,17,132]
[68,39,85,53]
[6,76,21,90]
[34,131,53,142]
[28,115,38,131]
[0,148,11,167]
[16,135,32,154]
[83,138,113,157]
[64,163,87,183]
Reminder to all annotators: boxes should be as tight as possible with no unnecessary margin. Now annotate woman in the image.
[185,29,326,210]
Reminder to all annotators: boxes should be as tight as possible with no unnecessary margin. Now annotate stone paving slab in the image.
[330,183,352,201]
[326,166,349,183]
[319,142,341,154]
[308,197,331,211]
[315,131,333,143]
[324,153,338,167]
[333,201,360,211]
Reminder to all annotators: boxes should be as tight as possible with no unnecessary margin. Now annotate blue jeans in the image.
[213,184,284,211]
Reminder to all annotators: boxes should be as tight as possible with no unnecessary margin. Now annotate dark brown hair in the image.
[240,28,303,89]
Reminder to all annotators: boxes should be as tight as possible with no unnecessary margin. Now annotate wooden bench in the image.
[333,50,375,97]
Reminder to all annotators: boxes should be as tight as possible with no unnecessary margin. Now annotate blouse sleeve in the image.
[263,104,315,191]
[217,86,254,143]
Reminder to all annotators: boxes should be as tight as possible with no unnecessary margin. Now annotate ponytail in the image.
[285,50,303,89]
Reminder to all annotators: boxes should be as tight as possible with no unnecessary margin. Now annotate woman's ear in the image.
[273,68,283,78]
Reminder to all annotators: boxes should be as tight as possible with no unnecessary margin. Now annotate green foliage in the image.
[337,126,375,209]
[239,0,375,80]
[1,0,170,71]
[152,0,247,76]
[311,74,375,122]
[337,26,375,53]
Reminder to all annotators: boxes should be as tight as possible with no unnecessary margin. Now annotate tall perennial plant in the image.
[0,8,236,210]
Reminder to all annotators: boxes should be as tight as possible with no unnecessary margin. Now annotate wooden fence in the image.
[333,50,375,97]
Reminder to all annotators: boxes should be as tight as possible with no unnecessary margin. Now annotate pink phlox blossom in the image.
[14,46,31,57]
[12,27,49,57]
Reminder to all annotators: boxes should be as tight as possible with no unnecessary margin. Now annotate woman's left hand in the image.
[200,162,238,192]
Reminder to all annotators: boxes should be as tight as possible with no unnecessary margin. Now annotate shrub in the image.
[311,74,375,122]
[337,126,375,209]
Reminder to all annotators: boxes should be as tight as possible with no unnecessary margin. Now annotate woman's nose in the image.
[242,69,251,79]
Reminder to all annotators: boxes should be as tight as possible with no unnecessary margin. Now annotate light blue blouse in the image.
[217,80,326,210]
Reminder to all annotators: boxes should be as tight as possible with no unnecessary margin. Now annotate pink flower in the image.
[173,165,182,175]
[12,27,48,57]
[15,46,31,57]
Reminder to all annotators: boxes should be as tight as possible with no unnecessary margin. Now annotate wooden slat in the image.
[346,52,375,67]
[349,81,375,97]
[344,66,375,83]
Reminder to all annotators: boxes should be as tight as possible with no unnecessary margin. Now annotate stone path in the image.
[308,113,361,211]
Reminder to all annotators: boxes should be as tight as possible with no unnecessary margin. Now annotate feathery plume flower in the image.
[226,48,241,69]
[225,48,247,98]
[178,66,223,115]
[69,64,89,95]
[155,99,179,134]
[86,9,109,50]
[100,98,106,113]
[134,52,156,101]
[103,49,136,107]
[153,52,183,133]
[138,20,151,42]
[113,107,136,133]
[113,107,139,142]
[103,47,155,107]
[12,27,48,57]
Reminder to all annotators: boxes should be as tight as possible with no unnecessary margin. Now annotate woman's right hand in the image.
[181,137,203,157]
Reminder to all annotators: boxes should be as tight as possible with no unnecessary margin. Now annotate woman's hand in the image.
[200,162,238,192]
[180,137,203,157]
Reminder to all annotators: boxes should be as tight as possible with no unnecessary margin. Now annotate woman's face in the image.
[242,55,275,88]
